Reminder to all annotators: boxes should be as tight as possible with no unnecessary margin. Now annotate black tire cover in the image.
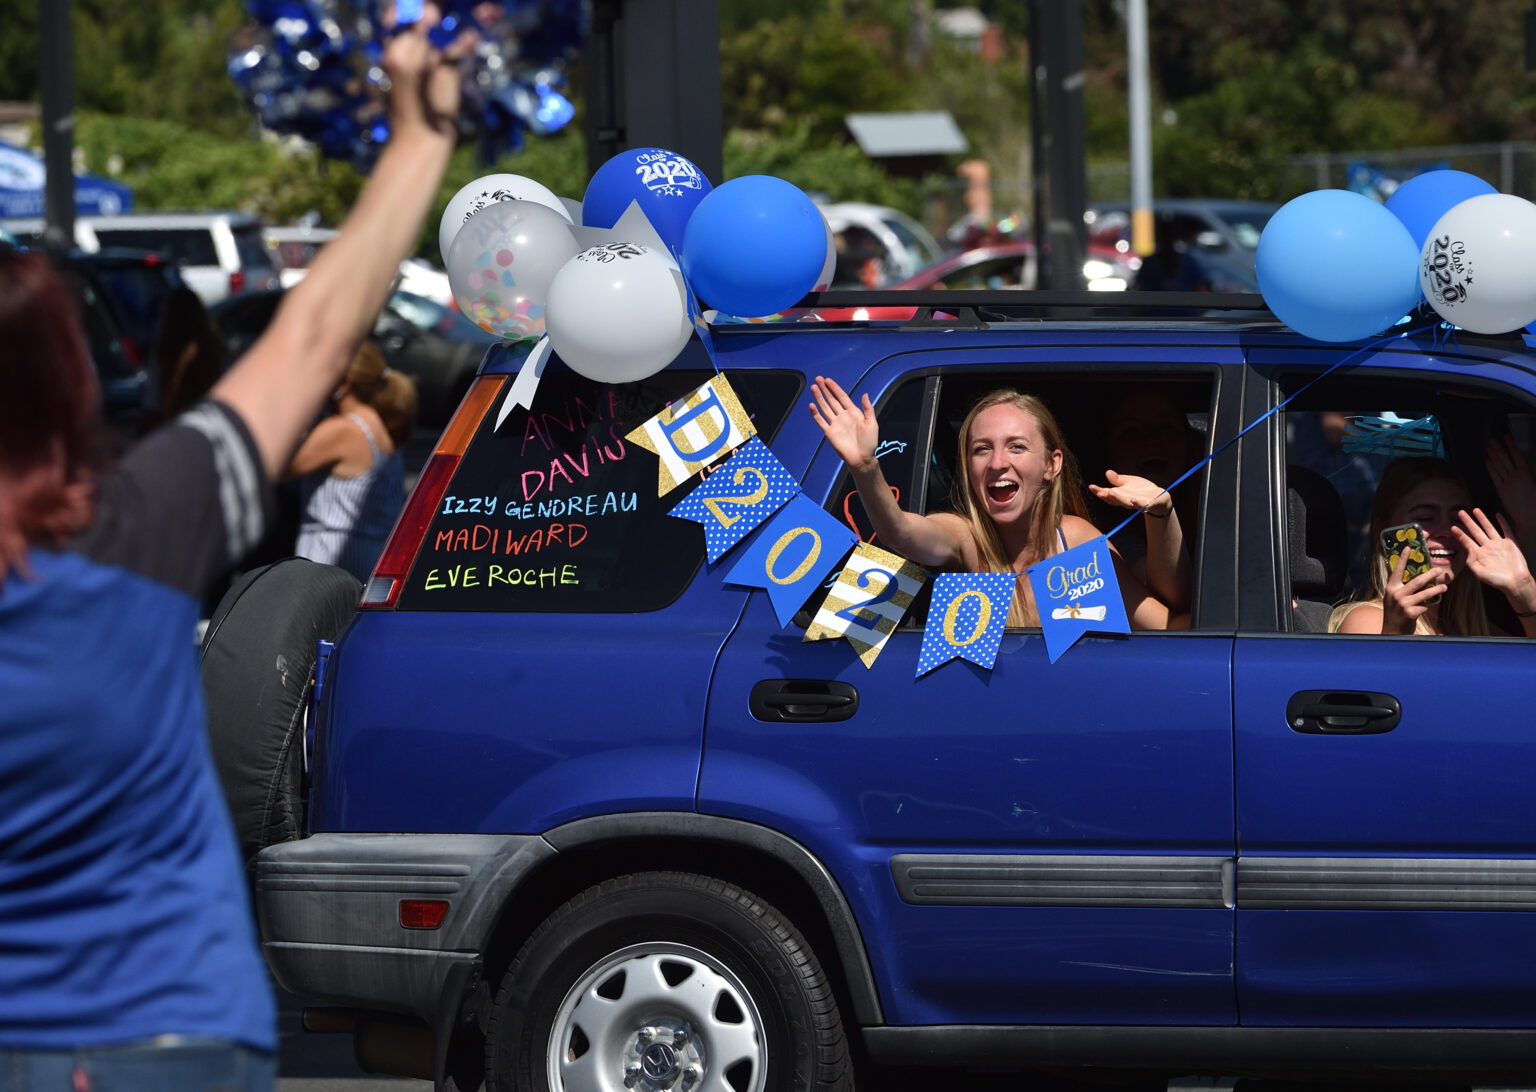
[199,557,360,870]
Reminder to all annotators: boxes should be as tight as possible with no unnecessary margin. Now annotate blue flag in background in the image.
[670,437,799,562]
[1027,536,1130,663]
[916,572,1016,676]
[724,494,858,627]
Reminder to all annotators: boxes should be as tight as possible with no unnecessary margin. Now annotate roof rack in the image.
[789,289,1274,327]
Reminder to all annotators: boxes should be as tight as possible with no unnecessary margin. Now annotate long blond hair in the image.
[951,389,1087,626]
[1327,457,1490,636]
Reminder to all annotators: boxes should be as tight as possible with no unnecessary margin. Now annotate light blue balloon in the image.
[1256,189,1423,342]
[1386,169,1497,250]
[680,176,827,318]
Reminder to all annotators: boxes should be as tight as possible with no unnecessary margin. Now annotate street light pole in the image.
[1126,0,1154,258]
[39,0,76,252]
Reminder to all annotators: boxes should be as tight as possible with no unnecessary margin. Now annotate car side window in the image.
[821,371,1214,630]
[1282,374,1536,638]
[396,368,801,613]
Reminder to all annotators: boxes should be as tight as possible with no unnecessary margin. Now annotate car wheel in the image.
[199,557,359,872]
[486,871,852,1092]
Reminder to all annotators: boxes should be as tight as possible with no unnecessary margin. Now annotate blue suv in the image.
[206,291,1536,1092]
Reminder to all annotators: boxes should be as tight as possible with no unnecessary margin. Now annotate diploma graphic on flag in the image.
[1050,604,1107,621]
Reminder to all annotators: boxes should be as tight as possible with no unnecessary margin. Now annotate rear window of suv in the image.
[94,228,218,266]
[396,367,802,612]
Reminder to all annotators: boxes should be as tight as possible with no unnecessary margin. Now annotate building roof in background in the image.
[845,111,969,158]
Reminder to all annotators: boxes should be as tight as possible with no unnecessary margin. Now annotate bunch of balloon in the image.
[1255,189,1422,343]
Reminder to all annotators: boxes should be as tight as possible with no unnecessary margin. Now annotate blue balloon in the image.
[1386,169,1497,250]
[680,176,827,318]
[1256,189,1423,343]
[581,148,712,255]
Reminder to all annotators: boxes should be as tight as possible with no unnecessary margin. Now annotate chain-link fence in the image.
[1278,142,1536,202]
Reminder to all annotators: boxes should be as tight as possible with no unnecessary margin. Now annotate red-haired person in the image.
[0,12,470,1089]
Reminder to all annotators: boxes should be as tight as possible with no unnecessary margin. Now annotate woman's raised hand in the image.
[809,376,879,473]
[1452,507,1536,611]
[1088,470,1173,517]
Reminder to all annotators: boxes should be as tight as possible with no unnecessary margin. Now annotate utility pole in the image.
[1126,0,1154,258]
[582,0,723,185]
[39,0,75,252]
[1028,0,1087,291]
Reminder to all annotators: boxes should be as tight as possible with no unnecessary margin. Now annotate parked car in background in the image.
[52,252,152,439]
[811,239,1136,321]
[263,223,337,289]
[65,247,190,366]
[819,201,946,286]
[208,287,498,429]
[1087,199,1278,293]
[34,212,282,304]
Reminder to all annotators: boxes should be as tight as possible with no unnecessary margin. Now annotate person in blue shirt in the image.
[0,11,471,1090]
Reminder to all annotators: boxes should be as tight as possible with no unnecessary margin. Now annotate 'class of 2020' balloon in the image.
[1419,193,1536,335]
[581,148,712,258]
[445,199,580,341]
[439,173,572,263]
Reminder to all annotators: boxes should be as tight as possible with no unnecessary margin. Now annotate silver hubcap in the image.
[546,942,767,1092]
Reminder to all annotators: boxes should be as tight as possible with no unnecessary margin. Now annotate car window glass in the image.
[232,225,277,269]
[1281,372,1536,637]
[939,256,1029,290]
[397,368,802,612]
[95,228,219,267]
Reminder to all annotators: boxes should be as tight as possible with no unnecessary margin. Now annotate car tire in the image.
[485,871,852,1092]
[199,557,360,871]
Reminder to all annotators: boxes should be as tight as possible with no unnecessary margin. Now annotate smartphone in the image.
[1380,522,1432,585]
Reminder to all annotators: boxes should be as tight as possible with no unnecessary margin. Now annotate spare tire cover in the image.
[200,557,360,869]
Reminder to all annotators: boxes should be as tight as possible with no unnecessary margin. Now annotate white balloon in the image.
[1419,193,1536,334]
[438,173,571,261]
[445,200,580,341]
[813,210,836,291]
[544,243,693,383]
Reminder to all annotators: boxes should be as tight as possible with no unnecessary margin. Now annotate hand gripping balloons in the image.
[1386,169,1497,251]
[1256,189,1422,342]
[680,176,828,318]
[438,173,571,262]
[446,199,580,341]
[544,243,693,383]
[581,148,712,257]
[1419,193,1536,335]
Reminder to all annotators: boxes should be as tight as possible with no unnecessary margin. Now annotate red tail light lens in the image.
[399,899,449,930]
[229,269,245,295]
[360,375,506,609]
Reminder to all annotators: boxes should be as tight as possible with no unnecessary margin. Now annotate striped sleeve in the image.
[72,401,275,601]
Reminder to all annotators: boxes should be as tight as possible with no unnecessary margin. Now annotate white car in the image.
[62,213,281,304]
[265,225,454,306]
[818,201,945,286]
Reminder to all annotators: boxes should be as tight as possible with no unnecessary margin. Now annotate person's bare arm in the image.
[211,10,472,481]
[809,375,972,568]
[1088,470,1190,611]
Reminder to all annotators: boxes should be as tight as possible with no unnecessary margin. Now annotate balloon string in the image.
[1103,323,1434,541]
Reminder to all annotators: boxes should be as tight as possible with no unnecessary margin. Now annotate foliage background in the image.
[1,0,1533,255]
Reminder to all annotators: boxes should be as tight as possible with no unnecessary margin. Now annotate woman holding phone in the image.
[1329,456,1536,636]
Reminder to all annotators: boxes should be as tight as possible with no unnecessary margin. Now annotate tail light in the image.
[118,335,143,367]
[360,375,506,609]
[229,269,245,295]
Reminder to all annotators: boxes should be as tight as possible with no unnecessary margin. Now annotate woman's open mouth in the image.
[987,479,1019,506]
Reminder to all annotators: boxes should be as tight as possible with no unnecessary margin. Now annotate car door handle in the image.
[750,679,859,723]
[1286,690,1401,734]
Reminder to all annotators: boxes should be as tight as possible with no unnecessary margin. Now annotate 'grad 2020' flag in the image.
[724,493,858,627]
[626,374,755,495]
[916,571,1016,677]
[1026,535,1129,663]
[668,437,799,562]
[805,543,927,669]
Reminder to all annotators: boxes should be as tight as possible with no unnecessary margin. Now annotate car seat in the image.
[1287,464,1349,633]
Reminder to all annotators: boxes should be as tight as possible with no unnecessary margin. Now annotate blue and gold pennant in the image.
[669,437,800,562]
[805,543,927,669]
[1027,536,1130,663]
[916,571,1016,676]
[724,493,858,627]
[626,375,755,496]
